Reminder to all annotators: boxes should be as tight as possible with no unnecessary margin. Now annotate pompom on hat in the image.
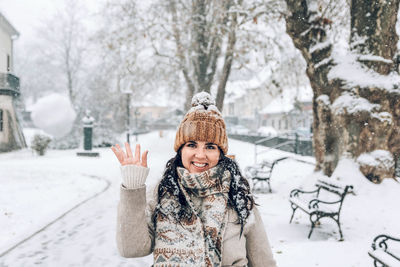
[174,92,228,154]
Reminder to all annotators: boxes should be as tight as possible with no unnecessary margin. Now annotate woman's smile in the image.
[191,161,209,172]
[181,141,220,173]
[192,162,207,168]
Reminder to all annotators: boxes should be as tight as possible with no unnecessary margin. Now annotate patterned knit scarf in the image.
[153,166,231,267]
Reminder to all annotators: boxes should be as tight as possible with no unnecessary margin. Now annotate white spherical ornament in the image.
[31,94,76,138]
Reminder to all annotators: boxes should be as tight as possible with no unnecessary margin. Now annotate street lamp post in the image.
[123,91,131,144]
[134,108,140,141]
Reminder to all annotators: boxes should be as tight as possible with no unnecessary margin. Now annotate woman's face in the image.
[181,141,220,173]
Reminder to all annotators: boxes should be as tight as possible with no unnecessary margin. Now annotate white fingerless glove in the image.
[120,165,150,189]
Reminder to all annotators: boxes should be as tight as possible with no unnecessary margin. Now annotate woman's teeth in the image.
[193,162,207,167]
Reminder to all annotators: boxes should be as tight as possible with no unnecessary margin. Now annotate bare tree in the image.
[284,0,400,181]
[146,0,287,111]
[38,0,87,107]
[22,0,90,148]
[144,0,237,110]
[98,1,172,103]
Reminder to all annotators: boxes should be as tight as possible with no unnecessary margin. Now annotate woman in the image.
[112,92,277,267]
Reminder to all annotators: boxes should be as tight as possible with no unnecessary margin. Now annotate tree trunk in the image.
[192,0,209,92]
[350,0,398,75]
[169,0,235,112]
[285,0,400,182]
[183,71,196,111]
[216,3,238,111]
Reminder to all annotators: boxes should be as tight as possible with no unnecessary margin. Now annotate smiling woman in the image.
[181,141,220,173]
[111,92,277,267]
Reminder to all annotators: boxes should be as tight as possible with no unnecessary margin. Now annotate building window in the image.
[0,109,3,131]
[7,54,10,72]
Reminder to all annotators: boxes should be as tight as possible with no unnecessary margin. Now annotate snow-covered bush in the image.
[31,133,52,156]
[257,126,277,137]
[357,150,395,183]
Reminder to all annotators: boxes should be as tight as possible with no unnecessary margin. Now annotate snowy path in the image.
[0,131,174,267]
[0,180,152,267]
[0,174,110,258]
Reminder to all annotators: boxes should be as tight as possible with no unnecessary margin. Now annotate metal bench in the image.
[368,234,400,267]
[244,157,288,192]
[289,177,354,240]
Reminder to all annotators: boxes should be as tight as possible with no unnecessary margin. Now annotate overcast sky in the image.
[0,0,101,47]
[0,0,59,43]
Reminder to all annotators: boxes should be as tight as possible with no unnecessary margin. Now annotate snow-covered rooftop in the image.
[224,67,271,103]
[260,85,313,114]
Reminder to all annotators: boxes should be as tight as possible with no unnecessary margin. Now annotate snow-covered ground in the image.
[0,130,399,266]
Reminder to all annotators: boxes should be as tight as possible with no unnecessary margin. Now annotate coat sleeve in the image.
[116,185,155,258]
[245,207,277,267]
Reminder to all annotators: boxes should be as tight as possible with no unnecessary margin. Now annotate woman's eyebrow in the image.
[188,141,197,144]
[205,142,217,146]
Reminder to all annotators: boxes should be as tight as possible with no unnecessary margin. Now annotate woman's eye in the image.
[187,143,196,148]
[206,145,216,150]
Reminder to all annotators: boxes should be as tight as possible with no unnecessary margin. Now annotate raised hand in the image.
[111,143,148,167]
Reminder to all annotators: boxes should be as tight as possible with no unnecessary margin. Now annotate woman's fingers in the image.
[111,146,118,158]
[111,146,124,164]
[115,144,126,159]
[125,142,133,159]
[135,144,140,161]
[141,150,148,167]
[112,143,148,167]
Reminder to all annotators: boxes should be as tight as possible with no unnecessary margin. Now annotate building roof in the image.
[0,12,19,38]
[224,67,271,103]
[260,85,313,115]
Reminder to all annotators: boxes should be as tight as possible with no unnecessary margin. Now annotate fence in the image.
[230,133,400,178]
[228,133,313,163]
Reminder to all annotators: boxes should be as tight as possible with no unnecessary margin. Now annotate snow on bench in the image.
[368,234,400,267]
[244,157,288,193]
[289,177,354,240]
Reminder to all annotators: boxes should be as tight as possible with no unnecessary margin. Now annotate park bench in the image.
[244,157,288,192]
[368,234,400,267]
[289,177,353,240]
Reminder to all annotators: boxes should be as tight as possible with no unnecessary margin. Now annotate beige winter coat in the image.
[117,185,277,267]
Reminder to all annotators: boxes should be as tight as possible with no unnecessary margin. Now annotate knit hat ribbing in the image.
[174,92,228,154]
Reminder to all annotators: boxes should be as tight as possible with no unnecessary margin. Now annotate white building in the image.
[222,68,277,130]
[259,86,313,135]
[222,67,313,135]
[224,86,272,119]
[0,12,26,152]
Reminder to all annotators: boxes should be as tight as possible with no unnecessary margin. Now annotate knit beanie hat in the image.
[174,92,228,154]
